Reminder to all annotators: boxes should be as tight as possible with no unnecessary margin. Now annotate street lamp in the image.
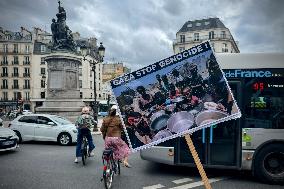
[82,42,105,131]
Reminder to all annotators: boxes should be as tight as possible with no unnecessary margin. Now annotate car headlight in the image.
[72,129,78,133]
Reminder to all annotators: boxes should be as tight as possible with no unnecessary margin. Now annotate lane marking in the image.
[168,177,227,189]
[172,178,193,184]
[143,184,165,189]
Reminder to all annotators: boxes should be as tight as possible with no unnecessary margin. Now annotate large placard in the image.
[110,41,241,152]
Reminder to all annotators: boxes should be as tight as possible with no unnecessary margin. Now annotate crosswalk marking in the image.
[143,184,165,189]
[172,178,193,184]
[168,177,226,189]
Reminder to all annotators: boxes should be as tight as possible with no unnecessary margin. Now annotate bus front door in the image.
[178,81,242,168]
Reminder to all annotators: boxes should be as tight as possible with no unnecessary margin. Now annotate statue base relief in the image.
[35,53,84,122]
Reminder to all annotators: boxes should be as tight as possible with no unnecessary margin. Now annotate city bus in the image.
[140,53,284,184]
[98,100,116,116]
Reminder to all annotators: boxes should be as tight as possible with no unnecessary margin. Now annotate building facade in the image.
[173,17,239,54]
[0,26,104,112]
[0,27,33,111]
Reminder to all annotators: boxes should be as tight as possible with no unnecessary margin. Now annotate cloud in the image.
[0,0,283,71]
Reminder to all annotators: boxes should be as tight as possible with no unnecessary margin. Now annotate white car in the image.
[9,114,77,146]
[0,127,19,152]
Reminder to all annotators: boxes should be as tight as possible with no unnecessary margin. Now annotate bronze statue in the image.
[51,1,76,52]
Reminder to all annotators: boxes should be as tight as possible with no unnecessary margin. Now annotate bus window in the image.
[244,77,284,129]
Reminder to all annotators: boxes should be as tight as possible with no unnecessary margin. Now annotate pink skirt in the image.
[104,137,130,160]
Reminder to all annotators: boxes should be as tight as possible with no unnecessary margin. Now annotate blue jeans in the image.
[76,128,95,157]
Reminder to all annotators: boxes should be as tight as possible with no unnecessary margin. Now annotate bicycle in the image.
[81,136,89,166]
[101,148,121,189]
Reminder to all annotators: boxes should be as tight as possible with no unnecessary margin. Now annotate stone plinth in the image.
[36,53,84,121]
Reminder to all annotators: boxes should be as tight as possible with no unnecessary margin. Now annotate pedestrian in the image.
[100,105,132,168]
[74,106,96,163]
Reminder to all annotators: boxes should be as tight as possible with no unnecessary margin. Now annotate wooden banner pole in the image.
[184,133,212,189]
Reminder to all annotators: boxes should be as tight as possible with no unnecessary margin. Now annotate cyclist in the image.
[100,105,131,168]
[74,106,96,163]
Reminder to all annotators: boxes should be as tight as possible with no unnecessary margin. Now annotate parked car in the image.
[9,114,77,146]
[0,127,19,152]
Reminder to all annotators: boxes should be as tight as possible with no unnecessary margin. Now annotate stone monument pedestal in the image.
[36,53,84,122]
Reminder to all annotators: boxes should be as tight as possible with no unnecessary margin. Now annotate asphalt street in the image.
[0,134,283,189]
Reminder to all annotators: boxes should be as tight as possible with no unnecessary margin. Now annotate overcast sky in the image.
[0,0,283,71]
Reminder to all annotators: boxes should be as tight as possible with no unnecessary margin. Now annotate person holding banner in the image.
[100,105,132,168]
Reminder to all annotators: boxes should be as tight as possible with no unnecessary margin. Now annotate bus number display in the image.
[253,82,265,91]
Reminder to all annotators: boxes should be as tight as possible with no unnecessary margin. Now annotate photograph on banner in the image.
[110,41,241,152]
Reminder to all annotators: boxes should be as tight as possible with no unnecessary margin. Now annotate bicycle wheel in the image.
[103,161,114,189]
[82,140,87,166]
[117,160,120,175]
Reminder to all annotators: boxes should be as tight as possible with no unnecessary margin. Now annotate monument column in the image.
[35,1,84,121]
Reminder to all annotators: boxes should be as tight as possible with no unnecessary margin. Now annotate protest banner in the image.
[110,41,241,152]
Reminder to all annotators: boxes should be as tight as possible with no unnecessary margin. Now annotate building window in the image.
[13,56,19,65]
[13,80,19,89]
[3,92,8,100]
[222,43,228,52]
[196,22,201,26]
[90,81,92,89]
[14,92,18,100]
[221,31,226,38]
[180,35,185,43]
[3,44,8,53]
[40,58,45,65]
[2,79,8,89]
[187,23,192,27]
[13,67,19,77]
[79,68,82,76]
[24,56,30,64]
[2,67,8,76]
[24,80,30,89]
[179,47,185,52]
[205,21,210,25]
[24,68,30,77]
[2,56,8,65]
[194,33,199,41]
[13,44,18,53]
[5,35,10,40]
[41,80,46,88]
[209,31,214,39]
[25,92,30,100]
[40,45,46,53]
[41,68,46,75]
[40,92,45,99]
[25,45,30,53]
[80,92,83,99]
[79,80,82,88]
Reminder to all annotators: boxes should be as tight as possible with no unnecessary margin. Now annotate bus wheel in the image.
[254,144,284,184]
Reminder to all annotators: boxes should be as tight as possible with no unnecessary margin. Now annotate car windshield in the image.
[52,116,72,125]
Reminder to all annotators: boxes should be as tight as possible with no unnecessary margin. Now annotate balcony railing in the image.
[0,61,8,65]
[12,61,19,65]
[12,85,19,89]
[1,85,8,89]
[1,73,8,77]
[23,85,30,89]
[12,73,19,77]
[173,34,234,45]
[23,61,30,65]
[23,73,30,77]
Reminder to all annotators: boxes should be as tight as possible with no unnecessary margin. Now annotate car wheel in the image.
[58,133,72,146]
[14,130,22,143]
[254,143,284,185]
